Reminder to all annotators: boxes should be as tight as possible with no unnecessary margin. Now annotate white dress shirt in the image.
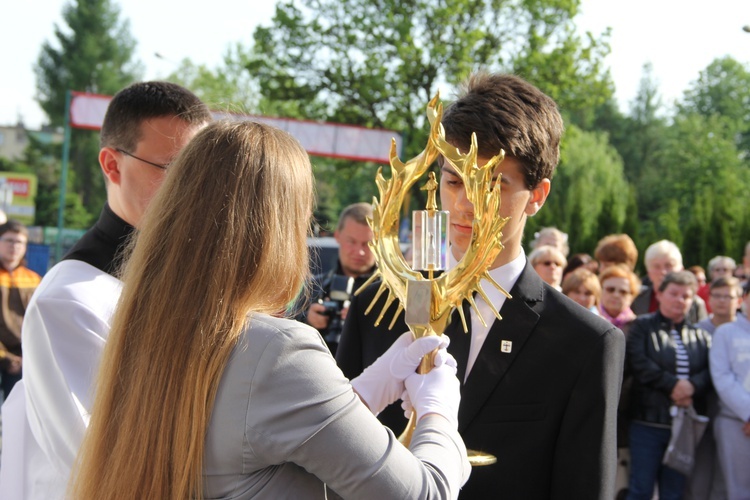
[0,260,122,500]
[449,249,526,381]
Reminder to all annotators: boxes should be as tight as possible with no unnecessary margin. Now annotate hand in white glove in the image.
[351,331,448,415]
[401,349,457,419]
[404,354,461,429]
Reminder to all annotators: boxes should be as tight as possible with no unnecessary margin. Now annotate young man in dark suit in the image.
[337,71,625,499]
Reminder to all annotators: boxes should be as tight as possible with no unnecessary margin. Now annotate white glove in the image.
[404,355,461,429]
[401,350,457,419]
[351,331,448,415]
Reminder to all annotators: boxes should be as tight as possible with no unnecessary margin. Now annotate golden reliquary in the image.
[357,93,512,466]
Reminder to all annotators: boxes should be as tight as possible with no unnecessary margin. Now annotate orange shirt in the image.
[0,265,41,356]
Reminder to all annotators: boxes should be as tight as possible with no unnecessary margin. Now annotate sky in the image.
[2,0,750,129]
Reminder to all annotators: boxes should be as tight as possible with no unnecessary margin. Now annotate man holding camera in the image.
[304,202,376,356]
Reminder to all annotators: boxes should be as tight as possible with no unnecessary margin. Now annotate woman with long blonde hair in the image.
[71,121,468,499]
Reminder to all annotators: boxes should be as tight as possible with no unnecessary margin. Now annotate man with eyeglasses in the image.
[0,81,211,499]
[697,276,742,334]
[0,221,41,401]
[697,256,737,314]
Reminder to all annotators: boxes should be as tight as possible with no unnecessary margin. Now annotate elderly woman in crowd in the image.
[529,244,567,291]
[561,267,601,314]
[599,264,641,331]
[530,226,569,257]
[598,264,641,499]
[626,271,711,500]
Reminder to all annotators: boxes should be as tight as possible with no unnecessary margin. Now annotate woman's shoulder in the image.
[245,313,321,339]
[238,313,330,358]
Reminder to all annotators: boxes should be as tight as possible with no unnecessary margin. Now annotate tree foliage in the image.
[679,57,750,154]
[248,0,613,219]
[4,137,93,228]
[165,44,259,115]
[589,57,750,267]
[650,112,750,265]
[250,0,612,142]
[35,0,141,220]
[529,124,629,253]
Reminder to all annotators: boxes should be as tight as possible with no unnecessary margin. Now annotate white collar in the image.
[449,247,526,380]
[448,246,526,299]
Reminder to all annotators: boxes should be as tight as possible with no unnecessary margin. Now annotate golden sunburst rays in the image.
[357,92,511,336]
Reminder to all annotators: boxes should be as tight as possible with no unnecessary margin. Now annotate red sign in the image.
[5,178,30,197]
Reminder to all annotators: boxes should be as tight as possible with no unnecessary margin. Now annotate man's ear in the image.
[99,147,122,186]
[525,178,551,217]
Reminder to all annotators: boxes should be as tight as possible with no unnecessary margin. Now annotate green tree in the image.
[638,112,749,264]
[529,125,629,254]
[621,186,639,244]
[681,190,711,267]
[603,63,668,186]
[674,56,750,263]
[35,0,141,220]
[656,200,683,249]
[311,157,380,228]
[512,26,613,129]
[16,137,92,228]
[248,0,613,211]
[165,44,259,114]
[679,56,750,153]
[251,0,612,144]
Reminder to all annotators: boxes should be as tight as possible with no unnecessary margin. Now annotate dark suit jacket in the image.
[337,261,625,499]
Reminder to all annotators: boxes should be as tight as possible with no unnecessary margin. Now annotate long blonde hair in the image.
[72,121,314,499]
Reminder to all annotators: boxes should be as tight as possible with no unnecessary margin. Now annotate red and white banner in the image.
[69,92,112,131]
[68,92,402,164]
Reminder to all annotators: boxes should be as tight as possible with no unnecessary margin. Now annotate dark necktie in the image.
[444,300,472,384]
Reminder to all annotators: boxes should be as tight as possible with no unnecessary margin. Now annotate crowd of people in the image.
[530,228,750,500]
[0,71,747,500]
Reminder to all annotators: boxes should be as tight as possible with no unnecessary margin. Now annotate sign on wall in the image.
[0,172,37,225]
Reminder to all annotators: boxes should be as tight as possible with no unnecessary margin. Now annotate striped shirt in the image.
[670,327,690,379]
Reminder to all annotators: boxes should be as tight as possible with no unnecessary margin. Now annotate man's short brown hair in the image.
[100,81,211,152]
[336,202,373,232]
[709,276,741,295]
[441,71,564,189]
[659,270,698,293]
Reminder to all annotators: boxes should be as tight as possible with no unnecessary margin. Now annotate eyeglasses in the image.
[0,238,26,247]
[604,286,631,296]
[539,260,563,267]
[709,293,737,301]
[115,148,169,170]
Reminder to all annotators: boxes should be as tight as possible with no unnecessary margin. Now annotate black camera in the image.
[321,299,344,317]
[318,275,355,347]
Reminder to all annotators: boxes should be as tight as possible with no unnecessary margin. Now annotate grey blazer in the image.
[203,314,469,499]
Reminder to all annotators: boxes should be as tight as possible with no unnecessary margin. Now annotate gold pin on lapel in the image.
[501,340,512,353]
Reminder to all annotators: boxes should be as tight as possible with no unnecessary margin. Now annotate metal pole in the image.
[55,90,72,262]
